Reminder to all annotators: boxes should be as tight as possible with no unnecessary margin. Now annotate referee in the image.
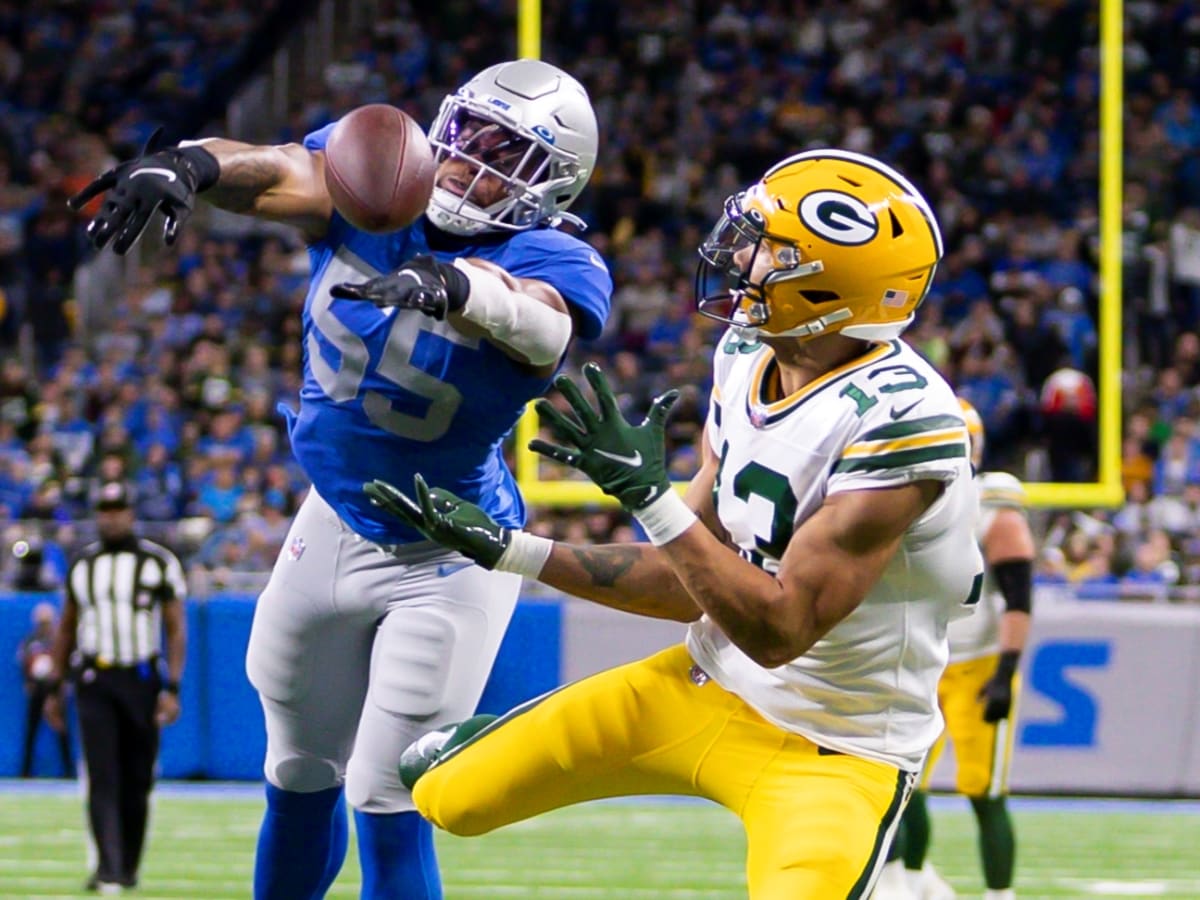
[45,481,187,895]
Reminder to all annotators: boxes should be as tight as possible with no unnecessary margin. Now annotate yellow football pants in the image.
[414,644,912,899]
[920,654,1020,797]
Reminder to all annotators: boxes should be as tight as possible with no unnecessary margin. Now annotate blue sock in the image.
[254,784,349,900]
[354,809,442,900]
[319,792,349,896]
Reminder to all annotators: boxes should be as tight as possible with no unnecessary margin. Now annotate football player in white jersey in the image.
[876,399,1035,900]
[366,149,984,898]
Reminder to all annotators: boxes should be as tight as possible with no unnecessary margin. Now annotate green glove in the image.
[531,362,678,511]
[364,475,511,569]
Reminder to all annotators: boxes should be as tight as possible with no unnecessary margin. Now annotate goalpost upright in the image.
[513,0,1125,512]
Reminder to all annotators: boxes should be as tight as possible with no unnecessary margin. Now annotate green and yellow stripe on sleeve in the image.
[833,415,968,475]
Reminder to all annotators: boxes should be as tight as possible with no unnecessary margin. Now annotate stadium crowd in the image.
[1,0,1200,599]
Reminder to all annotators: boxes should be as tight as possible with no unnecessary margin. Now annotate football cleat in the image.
[871,860,919,900]
[399,714,498,790]
[912,862,957,900]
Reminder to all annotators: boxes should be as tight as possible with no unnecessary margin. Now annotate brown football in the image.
[322,104,437,233]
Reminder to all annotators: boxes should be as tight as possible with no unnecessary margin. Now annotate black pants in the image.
[75,666,160,885]
[21,681,73,777]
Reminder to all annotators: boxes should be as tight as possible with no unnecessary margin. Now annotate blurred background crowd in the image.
[1,0,1199,600]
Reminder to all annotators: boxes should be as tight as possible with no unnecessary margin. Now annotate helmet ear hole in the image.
[799,290,840,304]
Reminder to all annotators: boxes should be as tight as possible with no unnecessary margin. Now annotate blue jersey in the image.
[285,124,612,543]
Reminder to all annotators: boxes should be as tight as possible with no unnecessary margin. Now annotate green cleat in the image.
[399,714,498,790]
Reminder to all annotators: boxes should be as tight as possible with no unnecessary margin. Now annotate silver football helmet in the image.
[426,59,599,235]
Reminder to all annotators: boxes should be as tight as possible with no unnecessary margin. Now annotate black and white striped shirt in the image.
[67,537,187,666]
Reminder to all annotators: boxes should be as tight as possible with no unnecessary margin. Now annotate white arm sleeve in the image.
[453,258,573,366]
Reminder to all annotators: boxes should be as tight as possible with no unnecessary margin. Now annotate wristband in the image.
[634,491,698,546]
[494,531,554,577]
[177,145,221,192]
[161,679,181,696]
[436,259,471,314]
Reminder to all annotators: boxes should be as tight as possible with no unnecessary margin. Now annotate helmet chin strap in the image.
[769,307,853,338]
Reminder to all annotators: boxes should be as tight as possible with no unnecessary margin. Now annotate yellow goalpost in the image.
[512,0,1125,511]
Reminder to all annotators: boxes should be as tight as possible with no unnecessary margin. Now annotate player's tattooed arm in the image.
[180,138,333,237]
[540,543,702,622]
[534,446,721,623]
[569,545,641,587]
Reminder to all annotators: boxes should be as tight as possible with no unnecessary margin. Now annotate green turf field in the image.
[2,787,1198,899]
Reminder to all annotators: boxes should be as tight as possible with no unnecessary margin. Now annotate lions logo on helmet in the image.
[696,149,944,341]
[426,59,599,235]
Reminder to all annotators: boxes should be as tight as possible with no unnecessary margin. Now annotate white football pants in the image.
[246,488,521,812]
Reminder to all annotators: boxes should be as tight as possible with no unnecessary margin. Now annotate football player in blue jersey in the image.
[69,59,611,900]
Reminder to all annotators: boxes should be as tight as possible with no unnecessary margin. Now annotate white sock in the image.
[984,890,1015,900]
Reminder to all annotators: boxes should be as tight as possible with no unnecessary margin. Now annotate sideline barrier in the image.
[1,594,560,781]
[3,592,1198,795]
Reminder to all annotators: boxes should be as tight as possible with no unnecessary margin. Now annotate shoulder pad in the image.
[978,471,1027,509]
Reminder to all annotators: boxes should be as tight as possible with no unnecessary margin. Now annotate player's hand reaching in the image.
[364,475,512,569]
[531,362,678,512]
[68,129,220,254]
[331,254,470,321]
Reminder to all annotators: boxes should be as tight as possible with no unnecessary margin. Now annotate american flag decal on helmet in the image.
[882,288,910,307]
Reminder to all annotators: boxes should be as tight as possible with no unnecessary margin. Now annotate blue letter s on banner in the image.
[1020,641,1111,747]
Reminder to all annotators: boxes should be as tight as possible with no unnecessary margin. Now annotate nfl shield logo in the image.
[750,407,767,428]
[287,536,306,561]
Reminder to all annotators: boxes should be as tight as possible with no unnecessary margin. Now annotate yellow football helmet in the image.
[696,149,943,340]
[958,396,985,468]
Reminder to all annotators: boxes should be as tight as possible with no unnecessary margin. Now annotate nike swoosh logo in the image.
[130,167,179,182]
[436,562,471,578]
[889,400,922,419]
[588,253,606,270]
[594,448,643,467]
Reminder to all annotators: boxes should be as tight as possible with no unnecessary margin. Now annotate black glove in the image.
[979,650,1020,723]
[330,254,470,321]
[67,130,220,254]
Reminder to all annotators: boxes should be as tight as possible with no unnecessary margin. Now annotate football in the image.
[322,104,437,233]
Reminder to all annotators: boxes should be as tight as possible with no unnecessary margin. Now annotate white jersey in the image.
[946,471,1027,663]
[685,331,983,771]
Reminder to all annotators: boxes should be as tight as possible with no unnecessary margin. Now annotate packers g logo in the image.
[798,191,879,245]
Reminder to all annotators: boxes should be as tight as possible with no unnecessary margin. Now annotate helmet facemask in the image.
[426,76,592,235]
[696,190,829,337]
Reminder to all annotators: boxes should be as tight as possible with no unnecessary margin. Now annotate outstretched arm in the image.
[365,451,717,623]
[183,139,333,236]
[70,135,334,252]
[332,253,574,376]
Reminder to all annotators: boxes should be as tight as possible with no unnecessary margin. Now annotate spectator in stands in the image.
[0,0,1199,606]
[1121,530,1181,597]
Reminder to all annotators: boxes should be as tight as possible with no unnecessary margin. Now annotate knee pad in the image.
[268,754,344,794]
